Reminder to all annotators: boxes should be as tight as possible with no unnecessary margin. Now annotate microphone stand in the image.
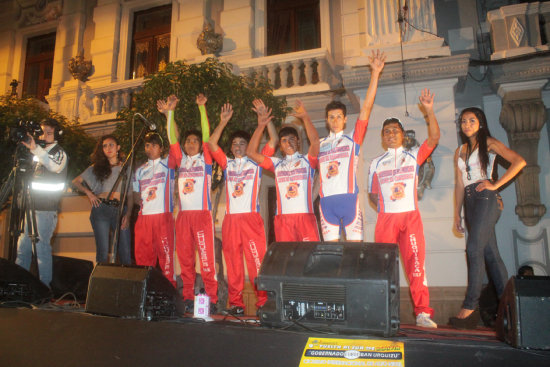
[108,114,149,264]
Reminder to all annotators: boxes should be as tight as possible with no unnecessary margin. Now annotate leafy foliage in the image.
[0,94,96,181]
[116,58,289,164]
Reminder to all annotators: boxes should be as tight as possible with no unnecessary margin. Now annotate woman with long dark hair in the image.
[450,107,525,329]
[72,135,132,264]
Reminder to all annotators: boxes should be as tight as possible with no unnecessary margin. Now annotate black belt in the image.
[99,198,120,207]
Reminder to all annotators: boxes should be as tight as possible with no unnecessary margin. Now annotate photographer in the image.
[15,118,67,288]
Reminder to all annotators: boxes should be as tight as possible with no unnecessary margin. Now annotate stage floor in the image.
[1,305,549,367]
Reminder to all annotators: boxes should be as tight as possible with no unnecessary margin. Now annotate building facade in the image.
[0,0,549,322]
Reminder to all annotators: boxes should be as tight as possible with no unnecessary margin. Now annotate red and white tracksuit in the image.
[211,145,274,309]
[368,141,435,317]
[133,156,177,287]
[260,152,320,242]
[172,142,218,303]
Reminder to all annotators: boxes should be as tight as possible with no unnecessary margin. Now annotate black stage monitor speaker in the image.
[0,258,51,304]
[85,264,184,320]
[496,276,550,350]
[51,255,94,301]
[257,242,399,337]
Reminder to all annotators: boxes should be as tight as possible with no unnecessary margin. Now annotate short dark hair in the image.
[278,126,299,140]
[144,132,164,147]
[41,117,60,129]
[325,101,347,118]
[382,118,404,133]
[182,129,201,142]
[518,265,534,276]
[230,130,251,144]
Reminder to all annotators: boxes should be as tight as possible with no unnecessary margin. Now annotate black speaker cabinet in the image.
[257,242,400,337]
[496,276,550,350]
[85,264,184,320]
[51,255,94,301]
[0,258,51,304]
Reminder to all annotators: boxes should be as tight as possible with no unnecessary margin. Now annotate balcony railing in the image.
[89,78,144,119]
[237,48,341,96]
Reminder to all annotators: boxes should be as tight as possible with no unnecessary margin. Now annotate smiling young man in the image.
[247,100,320,242]
[132,132,177,287]
[318,50,385,242]
[157,94,218,313]
[367,89,440,328]
[207,101,278,316]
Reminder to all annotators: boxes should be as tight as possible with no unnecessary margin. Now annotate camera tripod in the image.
[0,144,42,278]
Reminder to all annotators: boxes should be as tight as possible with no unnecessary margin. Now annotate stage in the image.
[1,305,549,367]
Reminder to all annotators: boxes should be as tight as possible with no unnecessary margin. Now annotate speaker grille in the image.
[282,283,346,303]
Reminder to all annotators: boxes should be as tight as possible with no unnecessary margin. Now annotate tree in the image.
[115,58,289,182]
[0,94,96,182]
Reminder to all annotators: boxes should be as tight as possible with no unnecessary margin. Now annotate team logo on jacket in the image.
[285,182,300,199]
[326,161,340,178]
[183,179,196,195]
[146,187,158,201]
[232,182,245,198]
[390,182,406,201]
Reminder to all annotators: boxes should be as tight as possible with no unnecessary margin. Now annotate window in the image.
[267,0,320,56]
[23,32,56,102]
[129,4,171,79]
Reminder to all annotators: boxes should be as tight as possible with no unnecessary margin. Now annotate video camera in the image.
[10,120,43,144]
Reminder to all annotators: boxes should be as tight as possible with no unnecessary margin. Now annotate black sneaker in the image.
[226,305,245,316]
[183,299,194,314]
[210,302,218,315]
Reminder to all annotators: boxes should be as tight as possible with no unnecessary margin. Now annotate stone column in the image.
[89,0,122,84]
[219,0,254,61]
[498,81,548,226]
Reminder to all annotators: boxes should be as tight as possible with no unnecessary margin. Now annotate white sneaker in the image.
[416,312,437,328]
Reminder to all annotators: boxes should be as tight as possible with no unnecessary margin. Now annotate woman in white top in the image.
[451,107,525,329]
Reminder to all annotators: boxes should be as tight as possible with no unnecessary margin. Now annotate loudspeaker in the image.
[51,256,94,301]
[85,264,184,320]
[257,242,400,337]
[0,258,51,304]
[496,276,550,350]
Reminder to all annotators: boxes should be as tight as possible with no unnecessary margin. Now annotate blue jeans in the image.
[16,210,57,287]
[463,182,508,310]
[90,203,131,265]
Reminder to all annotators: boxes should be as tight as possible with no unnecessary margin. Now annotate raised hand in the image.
[419,88,434,110]
[157,94,179,115]
[368,49,386,74]
[252,99,267,115]
[220,103,233,125]
[290,100,308,120]
[257,107,273,127]
[196,93,207,106]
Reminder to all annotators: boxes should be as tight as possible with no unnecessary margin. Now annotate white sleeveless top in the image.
[457,146,496,186]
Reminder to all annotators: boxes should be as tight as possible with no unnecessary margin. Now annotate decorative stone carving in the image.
[68,50,92,82]
[487,2,549,60]
[16,0,62,27]
[499,88,547,226]
[10,79,19,96]
[196,22,223,56]
[404,129,435,200]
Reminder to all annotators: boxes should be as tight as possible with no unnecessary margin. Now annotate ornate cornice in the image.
[340,54,470,90]
[489,55,550,90]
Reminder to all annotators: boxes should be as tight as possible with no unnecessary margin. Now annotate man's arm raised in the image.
[359,50,386,121]
[419,88,440,148]
[291,100,319,157]
[208,103,233,153]
[247,103,274,164]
